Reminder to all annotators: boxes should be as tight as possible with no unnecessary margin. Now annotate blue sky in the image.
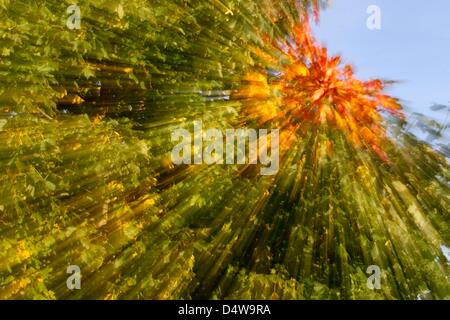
[312,0,450,118]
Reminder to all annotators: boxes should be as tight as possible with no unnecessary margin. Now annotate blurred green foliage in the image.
[0,0,449,300]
